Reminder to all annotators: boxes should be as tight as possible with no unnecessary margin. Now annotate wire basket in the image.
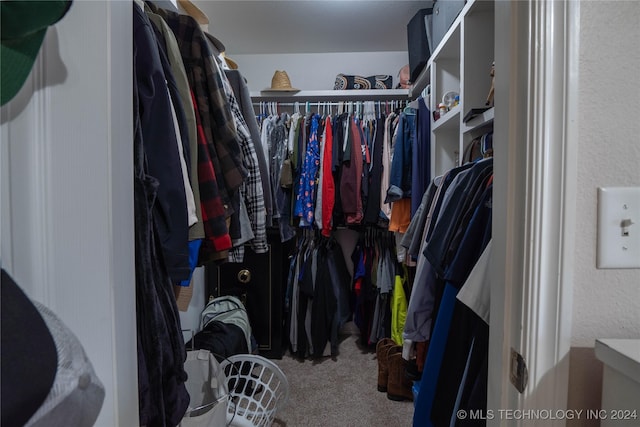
[219,354,289,427]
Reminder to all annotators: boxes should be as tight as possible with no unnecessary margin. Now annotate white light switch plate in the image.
[597,187,640,269]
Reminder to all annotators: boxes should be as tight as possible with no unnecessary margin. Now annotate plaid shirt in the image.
[221,75,268,257]
[156,6,247,217]
[191,91,232,252]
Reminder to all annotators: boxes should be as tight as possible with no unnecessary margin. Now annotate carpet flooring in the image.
[271,327,415,427]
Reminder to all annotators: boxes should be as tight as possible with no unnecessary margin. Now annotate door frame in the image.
[489,0,580,424]
[0,2,137,425]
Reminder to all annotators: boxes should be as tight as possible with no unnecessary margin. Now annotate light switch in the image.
[597,187,640,269]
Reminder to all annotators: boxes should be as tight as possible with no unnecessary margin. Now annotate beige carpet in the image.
[271,327,415,427]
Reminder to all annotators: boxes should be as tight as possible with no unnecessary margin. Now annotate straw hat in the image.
[263,70,299,92]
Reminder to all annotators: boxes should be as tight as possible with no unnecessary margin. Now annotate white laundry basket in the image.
[219,354,289,427]
[180,349,229,427]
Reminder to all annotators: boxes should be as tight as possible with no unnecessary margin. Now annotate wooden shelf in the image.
[251,89,410,102]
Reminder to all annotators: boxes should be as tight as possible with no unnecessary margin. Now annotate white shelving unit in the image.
[411,0,495,177]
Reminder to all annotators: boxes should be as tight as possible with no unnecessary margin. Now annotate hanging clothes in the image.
[134,3,190,284]
[386,108,415,266]
[414,183,492,427]
[363,114,387,225]
[268,113,297,242]
[284,232,351,359]
[147,10,206,298]
[411,97,431,217]
[133,5,189,425]
[403,162,474,344]
[219,70,267,261]
[379,112,398,225]
[401,178,439,262]
[309,242,338,358]
[146,8,204,241]
[349,230,397,346]
[409,157,493,427]
[391,268,409,346]
[249,102,417,360]
[133,3,284,423]
[225,69,274,227]
[294,114,321,227]
[153,4,248,262]
[331,113,348,228]
[326,236,352,348]
[448,241,492,427]
[341,116,364,224]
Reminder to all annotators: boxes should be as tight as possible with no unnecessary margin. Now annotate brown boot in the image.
[376,338,396,392]
[386,347,414,401]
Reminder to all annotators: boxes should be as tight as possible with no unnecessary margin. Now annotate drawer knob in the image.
[237,269,251,284]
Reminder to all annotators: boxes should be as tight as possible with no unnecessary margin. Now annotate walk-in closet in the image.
[2,1,639,427]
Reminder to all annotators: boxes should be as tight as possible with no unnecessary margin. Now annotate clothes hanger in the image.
[407,98,420,109]
[403,102,417,114]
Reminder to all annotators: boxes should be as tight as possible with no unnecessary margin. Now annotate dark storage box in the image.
[407,8,433,84]
[432,0,465,51]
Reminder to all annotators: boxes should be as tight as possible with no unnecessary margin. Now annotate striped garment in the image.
[157,7,247,229]
[221,73,268,260]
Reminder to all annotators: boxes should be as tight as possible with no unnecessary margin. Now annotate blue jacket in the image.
[386,110,416,202]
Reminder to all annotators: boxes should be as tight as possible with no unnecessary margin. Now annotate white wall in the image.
[0,2,137,426]
[572,0,640,349]
[232,51,409,92]
[568,1,640,422]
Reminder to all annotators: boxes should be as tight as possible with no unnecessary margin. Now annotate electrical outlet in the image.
[597,187,640,269]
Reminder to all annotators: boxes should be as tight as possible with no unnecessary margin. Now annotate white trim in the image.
[489,1,579,424]
[106,2,139,424]
[35,55,56,306]
[1,2,137,425]
[489,0,532,418]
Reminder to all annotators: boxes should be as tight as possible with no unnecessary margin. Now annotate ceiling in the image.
[191,0,433,55]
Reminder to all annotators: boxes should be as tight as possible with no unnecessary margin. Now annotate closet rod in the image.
[251,101,408,107]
